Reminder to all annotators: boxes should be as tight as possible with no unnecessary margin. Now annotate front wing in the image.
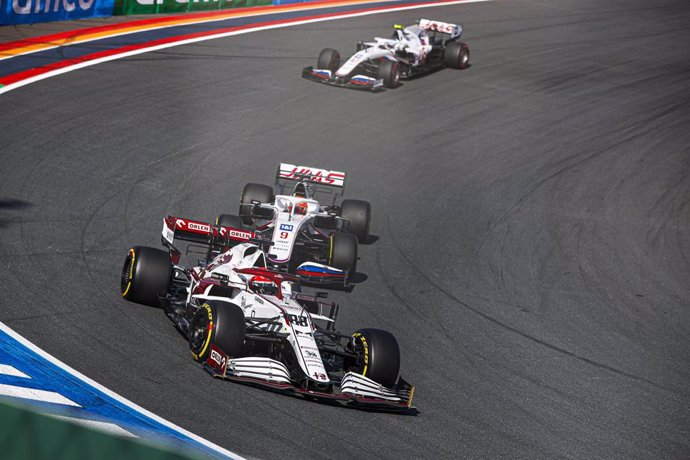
[302,67,384,92]
[203,345,415,411]
[295,262,349,286]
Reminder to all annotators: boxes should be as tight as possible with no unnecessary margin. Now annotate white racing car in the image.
[221,163,372,286]
[302,18,470,91]
[121,219,414,410]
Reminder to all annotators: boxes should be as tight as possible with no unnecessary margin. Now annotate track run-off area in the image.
[1,0,689,458]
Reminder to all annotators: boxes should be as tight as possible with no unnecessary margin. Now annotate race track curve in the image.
[1,0,689,457]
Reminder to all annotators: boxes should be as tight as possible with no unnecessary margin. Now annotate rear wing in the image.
[275,163,346,205]
[418,18,463,40]
[162,215,255,256]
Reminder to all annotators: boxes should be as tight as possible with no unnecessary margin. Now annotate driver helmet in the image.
[250,275,278,296]
[295,201,309,216]
[391,24,404,39]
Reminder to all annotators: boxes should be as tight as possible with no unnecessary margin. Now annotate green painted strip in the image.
[113,0,271,16]
[0,400,208,460]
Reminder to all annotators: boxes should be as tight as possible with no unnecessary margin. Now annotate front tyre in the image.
[351,328,400,387]
[341,199,371,243]
[121,246,171,307]
[444,41,470,69]
[240,183,274,225]
[189,301,246,362]
[377,60,401,88]
[329,231,358,276]
[318,48,341,72]
[216,213,243,229]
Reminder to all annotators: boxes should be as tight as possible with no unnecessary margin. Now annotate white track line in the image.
[49,414,139,438]
[0,383,81,407]
[0,0,490,96]
[0,0,401,61]
[0,322,243,460]
[0,364,31,378]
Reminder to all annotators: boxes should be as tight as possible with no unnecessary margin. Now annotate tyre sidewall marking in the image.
[121,248,136,297]
[329,235,334,264]
[353,332,369,376]
[191,303,214,361]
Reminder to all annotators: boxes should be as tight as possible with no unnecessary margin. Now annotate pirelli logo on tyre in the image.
[190,304,214,362]
[353,332,369,376]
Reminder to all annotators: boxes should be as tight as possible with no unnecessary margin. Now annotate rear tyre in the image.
[329,231,358,276]
[443,41,470,69]
[189,301,245,362]
[240,183,273,224]
[121,246,171,307]
[351,328,400,387]
[341,199,371,243]
[216,214,243,229]
[377,60,401,88]
[318,48,341,72]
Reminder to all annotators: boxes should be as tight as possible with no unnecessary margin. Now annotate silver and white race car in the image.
[121,219,414,410]
[222,163,372,286]
[302,18,470,91]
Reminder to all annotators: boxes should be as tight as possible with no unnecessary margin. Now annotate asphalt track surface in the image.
[1,0,689,458]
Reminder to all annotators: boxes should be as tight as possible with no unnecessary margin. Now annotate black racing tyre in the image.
[317,48,341,72]
[341,199,371,243]
[189,301,245,362]
[120,246,171,307]
[329,231,358,276]
[377,60,401,88]
[352,328,400,387]
[216,213,243,229]
[240,183,273,224]
[444,41,470,69]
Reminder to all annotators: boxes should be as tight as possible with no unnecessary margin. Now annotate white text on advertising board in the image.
[9,0,94,14]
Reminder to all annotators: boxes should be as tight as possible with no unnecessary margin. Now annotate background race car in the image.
[121,220,414,411]
[302,18,470,91]
[223,163,372,285]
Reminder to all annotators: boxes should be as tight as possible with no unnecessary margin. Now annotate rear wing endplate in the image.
[276,163,346,206]
[418,18,463,39]
[276,163,346,188]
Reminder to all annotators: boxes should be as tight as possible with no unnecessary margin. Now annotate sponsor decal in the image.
[286,314,308,327]
[279,223,293,231]
[1,0,113,25]
[419,19,459,35]
[304,350,318,359]
[278,163,345,187]
[280,231,289,239]
[226,228,252,240]
[188,221,210,233]
[312,372,328,381]
[209,349,225,368]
